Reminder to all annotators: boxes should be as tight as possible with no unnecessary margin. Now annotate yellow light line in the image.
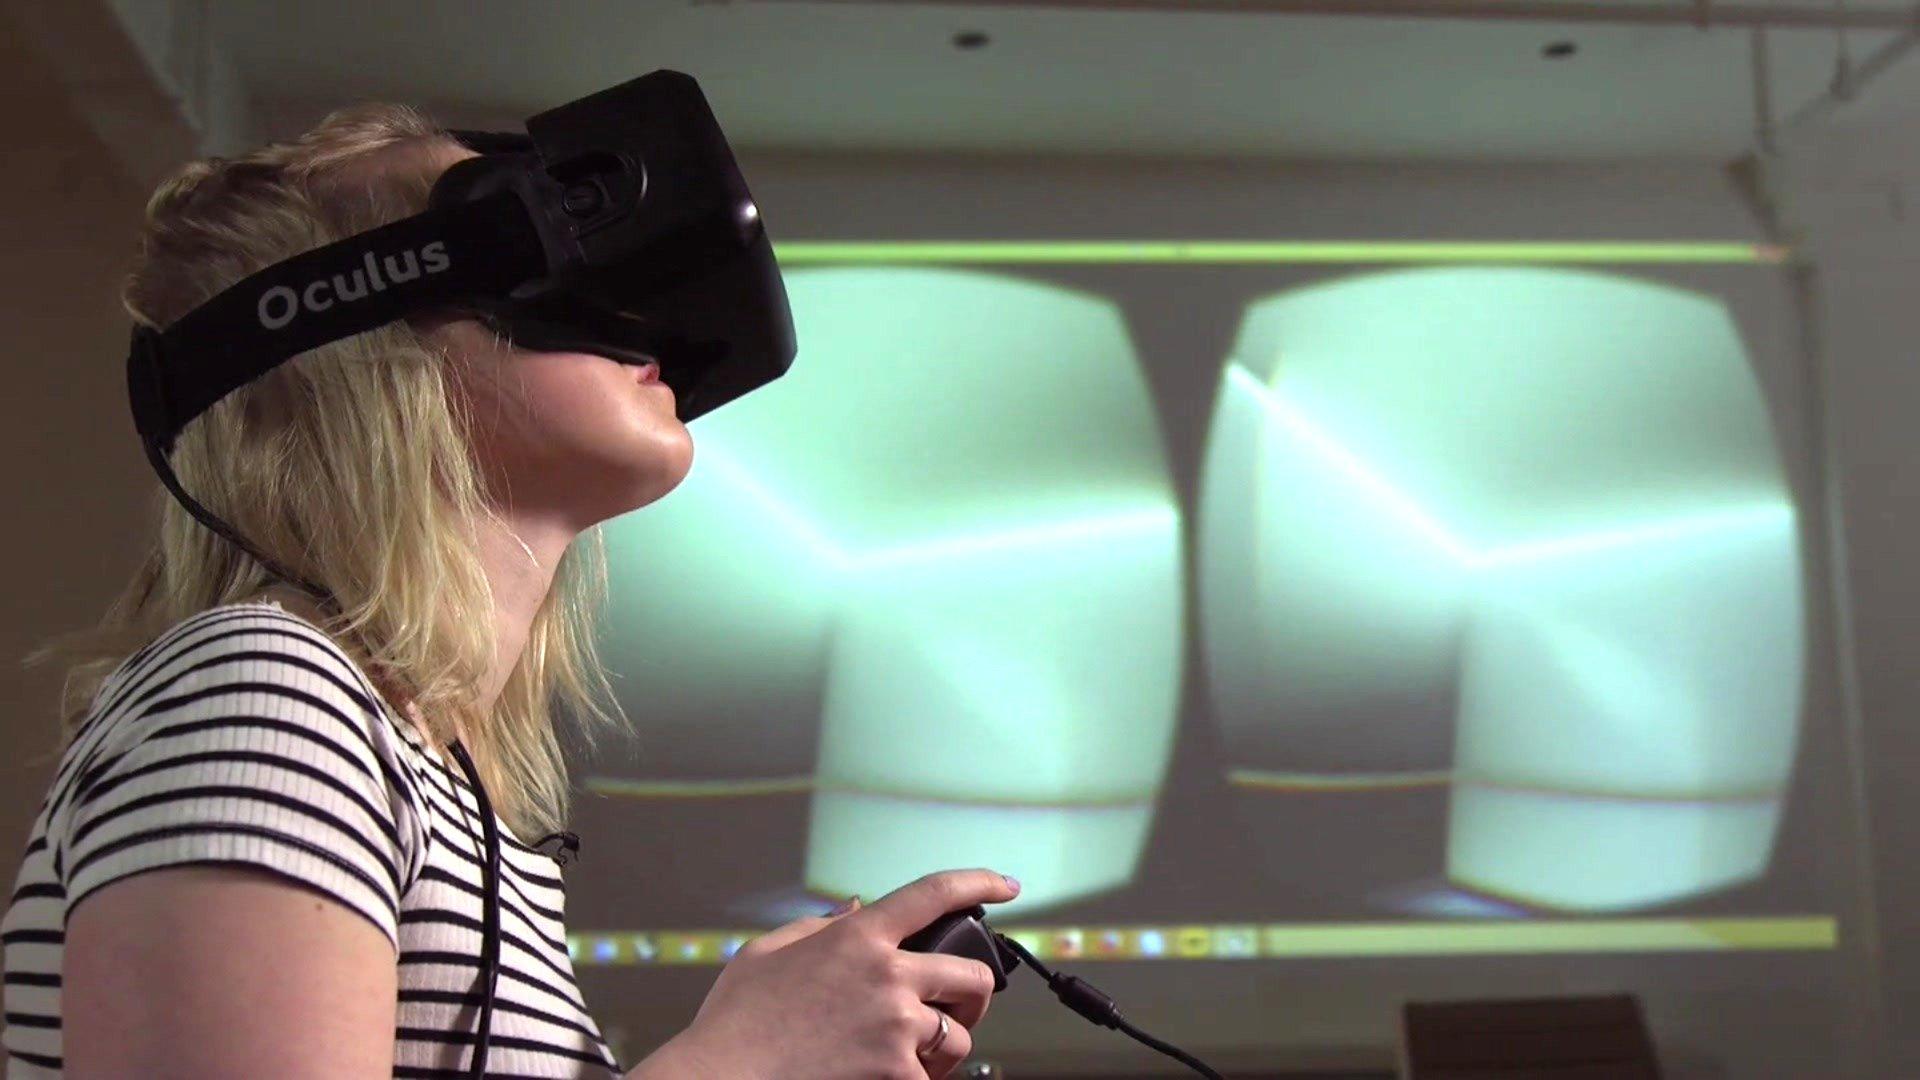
[1228,769,1454,792]
[1225,771,1787,804]
[585,775,1154,810]
[1458,778,1785,807]
[586,776,816,799]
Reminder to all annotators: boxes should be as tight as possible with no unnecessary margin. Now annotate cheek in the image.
[464,357,692,509]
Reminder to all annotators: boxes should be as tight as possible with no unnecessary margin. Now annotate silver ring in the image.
[919,1011,951,1058]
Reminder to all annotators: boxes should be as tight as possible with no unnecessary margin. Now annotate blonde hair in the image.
[47,104,622,839]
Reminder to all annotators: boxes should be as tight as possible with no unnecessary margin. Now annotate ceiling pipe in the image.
[1787,20,1920,128]
[757,0,1920,31]
[1753,27,1780,157]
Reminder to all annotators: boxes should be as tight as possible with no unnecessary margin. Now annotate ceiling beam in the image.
[0,0,196,190]
[1788,22,1920,127]
[752,0,1920,31]
[1,0,251,189]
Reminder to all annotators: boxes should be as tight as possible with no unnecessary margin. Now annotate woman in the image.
[0,103,1016,1078]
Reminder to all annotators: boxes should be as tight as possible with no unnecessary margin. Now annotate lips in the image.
[633,361,662,384]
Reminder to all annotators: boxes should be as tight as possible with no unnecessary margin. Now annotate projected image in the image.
[592,266,1184,919]
[567,245,1839,971]
[1199,266,1804,916]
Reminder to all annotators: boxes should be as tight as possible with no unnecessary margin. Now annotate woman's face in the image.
[415,144,693,531]
[431,316,694,531]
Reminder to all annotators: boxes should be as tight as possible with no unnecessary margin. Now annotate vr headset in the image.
[125,70,796,582]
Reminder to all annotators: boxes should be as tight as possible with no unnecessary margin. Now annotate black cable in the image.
[992,931,1224,1080]
[139,432,332,604]
[1113,1016,1228,1080]
[448,741,501,1080]
[533,830,581,867]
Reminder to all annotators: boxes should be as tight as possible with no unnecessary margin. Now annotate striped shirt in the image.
[1,602,619,1078]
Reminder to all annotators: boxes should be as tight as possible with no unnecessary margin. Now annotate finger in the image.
[732,915,831,960]
[915,1006,973,1079]
[734,896,863,959]
[860,869,1021,942]
[898,952,995,1030]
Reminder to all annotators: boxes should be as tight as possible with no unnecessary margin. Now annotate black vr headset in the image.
[126,70,796,585]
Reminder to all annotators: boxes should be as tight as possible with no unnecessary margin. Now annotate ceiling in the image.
[213,0,1920,163]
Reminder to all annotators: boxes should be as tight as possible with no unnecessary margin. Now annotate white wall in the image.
[1784,120,1920,1079]
[0,7,156,931]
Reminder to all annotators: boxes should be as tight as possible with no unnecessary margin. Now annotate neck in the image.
[472,510,576,716]
[252,511,578,737]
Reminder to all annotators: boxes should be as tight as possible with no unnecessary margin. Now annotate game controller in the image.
[898,904,1020,992]
[893,902,1221,1078]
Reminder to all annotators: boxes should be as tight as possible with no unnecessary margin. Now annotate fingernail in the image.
[828,895,861,916]
[1002,874,1021,894]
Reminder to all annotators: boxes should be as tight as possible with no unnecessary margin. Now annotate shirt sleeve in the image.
[54,608,426,950]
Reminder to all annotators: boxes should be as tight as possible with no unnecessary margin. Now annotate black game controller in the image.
[894,903,1221,1077]
[898,904,1020,992]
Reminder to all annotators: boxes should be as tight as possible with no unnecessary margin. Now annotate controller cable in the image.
[990,930,1225,1079]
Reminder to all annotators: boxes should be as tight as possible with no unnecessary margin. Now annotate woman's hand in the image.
[638,868,1021,1079]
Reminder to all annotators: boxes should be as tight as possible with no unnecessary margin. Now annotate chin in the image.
[611,434,695,516]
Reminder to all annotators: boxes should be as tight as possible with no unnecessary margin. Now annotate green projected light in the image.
[1200,266,1804,913]
[599,267,1184,915]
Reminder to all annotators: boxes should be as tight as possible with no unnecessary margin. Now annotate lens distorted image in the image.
[590,266,1184,920]
[1199,267,1803,916]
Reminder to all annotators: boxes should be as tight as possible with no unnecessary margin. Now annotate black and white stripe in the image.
[1,603,618,1077]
